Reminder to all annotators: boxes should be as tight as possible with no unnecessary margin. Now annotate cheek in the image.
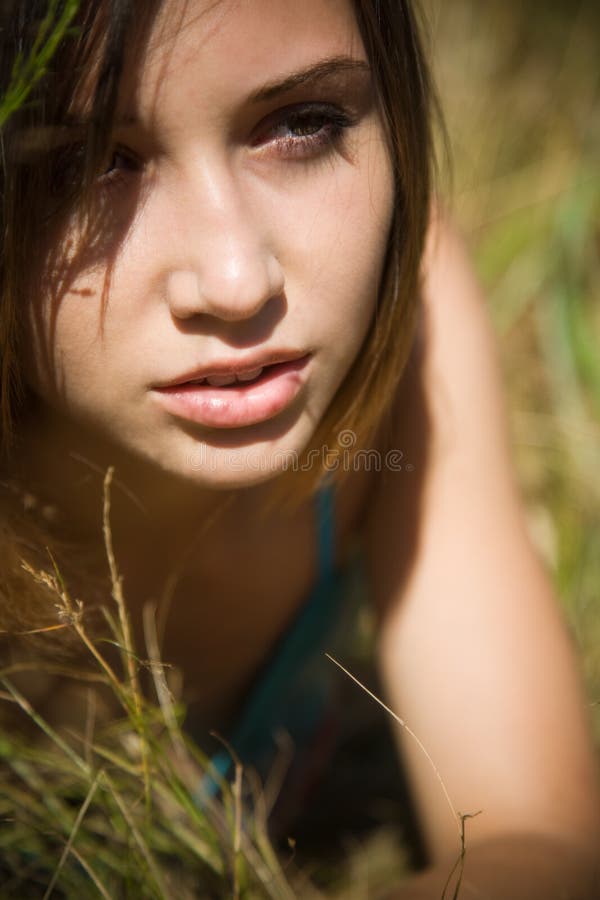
[23,194,140,396]
[279,137,394,348]
[25,263,113,407]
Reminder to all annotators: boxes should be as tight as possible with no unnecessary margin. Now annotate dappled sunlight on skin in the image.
[20,0,394,501]
[3,2,599,898]
[25,175,145,403]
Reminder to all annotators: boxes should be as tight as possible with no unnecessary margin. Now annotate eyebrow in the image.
[248,55,371,104]
[113,56,371,128]
[24,55,372,143]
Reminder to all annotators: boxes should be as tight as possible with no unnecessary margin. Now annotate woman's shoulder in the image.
[359,211,517,601]
[357,215,600,860]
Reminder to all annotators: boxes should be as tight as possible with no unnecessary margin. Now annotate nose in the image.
[166,177,284,323]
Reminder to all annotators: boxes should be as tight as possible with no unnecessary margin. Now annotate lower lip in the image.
[153,356,310,429]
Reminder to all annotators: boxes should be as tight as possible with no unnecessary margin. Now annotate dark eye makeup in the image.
[251,101,356,159]
[97,147,143,187]
[43,94,360,201]
[37,144,140,204]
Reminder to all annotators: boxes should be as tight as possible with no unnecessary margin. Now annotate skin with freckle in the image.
[3,3,600,895]
[24,0,394,488]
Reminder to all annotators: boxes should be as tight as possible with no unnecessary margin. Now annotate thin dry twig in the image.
[42,768,104,900]
[102,469,139,699]
[233,756,243,900]
[0,623,70,636]
[64,844,113,900]
[325,654,479,899]
[441,812,482,900]
[143,600,184,758]
[1,677,89,777]
[20,556,129,708]
[103,772,171,899]
[102,468,151,812]
[325,654,461,837]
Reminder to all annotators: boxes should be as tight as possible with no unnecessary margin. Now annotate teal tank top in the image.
[200,481,360,800]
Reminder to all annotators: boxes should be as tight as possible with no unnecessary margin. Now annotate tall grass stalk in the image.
[0,474,299,898]
[0,0,80,128]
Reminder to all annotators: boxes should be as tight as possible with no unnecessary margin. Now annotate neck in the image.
[11,405,269,594]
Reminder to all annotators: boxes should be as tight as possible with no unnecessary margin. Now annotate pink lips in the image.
[153,355,310,429]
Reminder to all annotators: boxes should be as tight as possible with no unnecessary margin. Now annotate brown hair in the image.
[0,0,435,489]
[293,0,435,498]
[0,0,143,445]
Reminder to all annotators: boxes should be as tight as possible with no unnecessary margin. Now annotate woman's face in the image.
[26,0,394,489]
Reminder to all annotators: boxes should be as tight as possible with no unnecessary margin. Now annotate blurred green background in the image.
[1,4,598,897]
[312,7,600,894]
[425,0,600,737]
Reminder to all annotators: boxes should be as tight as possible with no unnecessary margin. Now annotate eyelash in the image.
[95,101,354,190]
[46,143,138,197]
[252,102,355,159]
[98,148,141,189]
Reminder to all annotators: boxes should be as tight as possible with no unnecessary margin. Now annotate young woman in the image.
[1,0,599,895]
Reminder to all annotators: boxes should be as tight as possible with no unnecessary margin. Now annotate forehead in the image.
[126,0,365,112]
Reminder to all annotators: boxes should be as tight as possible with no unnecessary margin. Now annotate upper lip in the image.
[155,350,309,387]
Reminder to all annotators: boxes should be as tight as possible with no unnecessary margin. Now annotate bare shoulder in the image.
[364,211,514,609]
[364,212,600,860]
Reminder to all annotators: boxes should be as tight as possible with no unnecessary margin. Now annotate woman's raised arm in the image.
[366,214,600,897]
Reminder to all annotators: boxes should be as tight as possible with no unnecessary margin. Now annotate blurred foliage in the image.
[424,0,600,733]
[1,2,599,896]
[0,0,79,128]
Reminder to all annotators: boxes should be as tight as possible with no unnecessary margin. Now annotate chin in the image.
[179,441,304,489]
[101,404,324,493]
[150,407,321,489]
[118,425,309,493]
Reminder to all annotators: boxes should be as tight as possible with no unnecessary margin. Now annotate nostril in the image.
[165,245,284,322]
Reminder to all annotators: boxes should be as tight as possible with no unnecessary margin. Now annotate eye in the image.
[97,146,142,186]
[253,102,355,160]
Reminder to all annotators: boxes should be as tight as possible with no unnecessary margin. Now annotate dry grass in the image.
[1,1,599,896]
[0,473,299,899]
